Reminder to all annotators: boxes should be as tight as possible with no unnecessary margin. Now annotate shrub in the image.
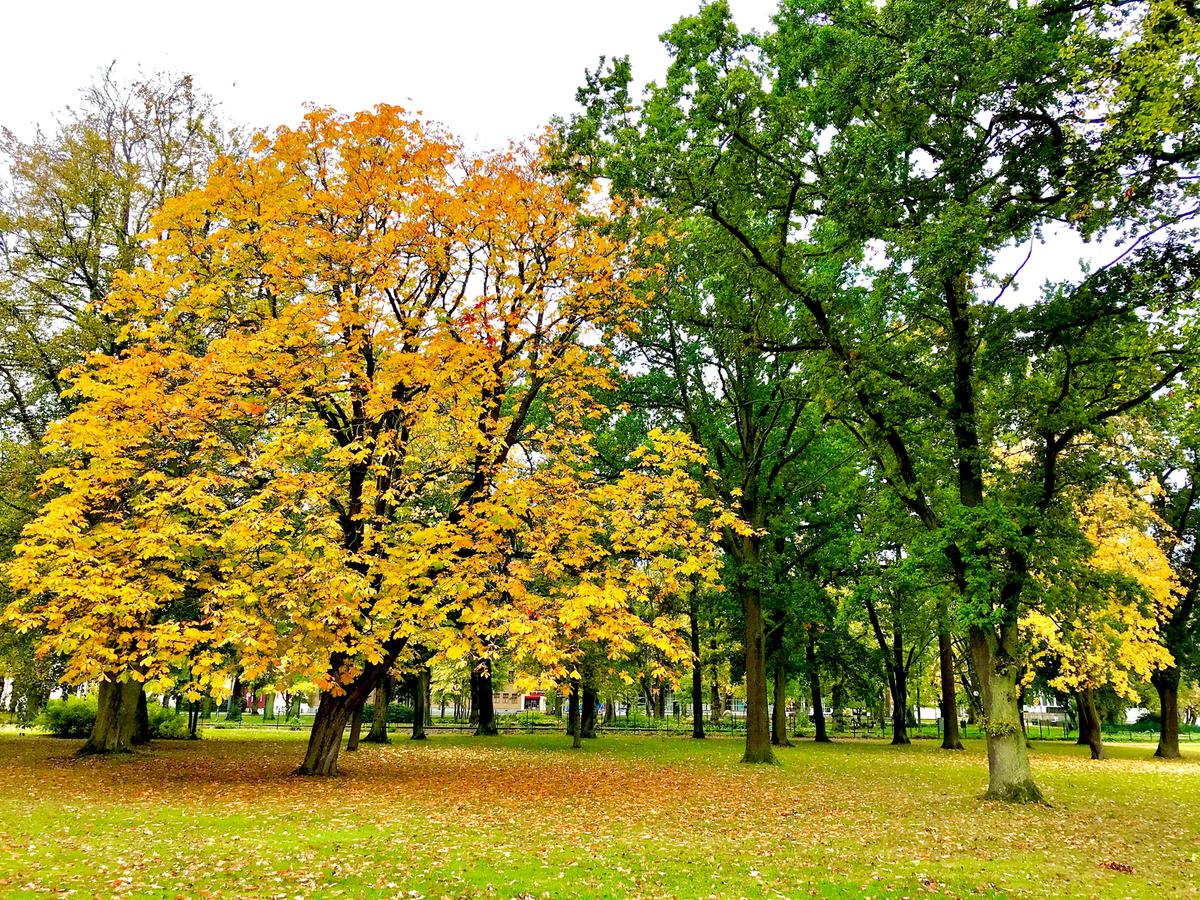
[146,702,189,739]
[35,697,97,737]
[363,702,413,724]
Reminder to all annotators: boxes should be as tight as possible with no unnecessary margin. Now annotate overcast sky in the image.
[1,0,1113,299]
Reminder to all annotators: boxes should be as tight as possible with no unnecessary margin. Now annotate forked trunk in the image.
[806,635,830,742]
[938,626,964,750]
[741,580,775,763]
[80,679,142,755]
[1153,668,1181,760]
[1077,689,1104,760]
[298,693,354,775]
[364,677,391,744]
[133,686,151,745]
[581,686,598,739]
[970,626,1043,802]
[345,701,365,752]
[771,656,792,747]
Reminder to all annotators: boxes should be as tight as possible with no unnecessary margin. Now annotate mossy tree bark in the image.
[364,676,391,744]
[971,625,1044,802]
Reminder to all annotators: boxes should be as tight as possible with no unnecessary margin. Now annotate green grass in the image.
[0,729,1195,898]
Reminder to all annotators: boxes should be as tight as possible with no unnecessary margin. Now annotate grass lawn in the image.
[0,729,1196,898]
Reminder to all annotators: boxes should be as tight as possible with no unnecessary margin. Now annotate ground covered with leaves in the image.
[0,729,1195,898]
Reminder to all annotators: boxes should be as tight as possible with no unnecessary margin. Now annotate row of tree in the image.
[1,0,1199,803]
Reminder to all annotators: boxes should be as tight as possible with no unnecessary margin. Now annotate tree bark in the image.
[740,577,775,763]
[806,635,830,742]
[297,656,391,775]
[345,700,365,752]
[710,674,721,726]
[568,682,582,749]
[938,626,964,750]
[133,686,151,745]
[1076,688,1105,760]
[771,655,792,747]
[970,625,1044,802]
[581,685,598,738]
[80,679,142,755]
[690,595,705,739]
[412,669,428,741]
[473,660,499,736]
[1153,668,1182,759]
[364,677,391,743]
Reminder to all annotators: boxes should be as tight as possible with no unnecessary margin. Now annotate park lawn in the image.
[0,730,1196,899]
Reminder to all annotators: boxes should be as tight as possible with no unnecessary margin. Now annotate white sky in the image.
[0,0,1116,298]
[0,0,777,146]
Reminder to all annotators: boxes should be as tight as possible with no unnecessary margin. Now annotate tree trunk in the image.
[806,635,830,742]
[771,655,792,747]
[262,691,275,721]
[581,685,598,738]
[187,700,200,739]
[412,670,428,741]
[710,674,721,726]
[468,669,480,727]
[1153,668,1181,759]
[345,700,365,752]
[938,626,964,750]
[690,595,705,739]
[474,660,499,736]
[740,579,775,763]
[568,682,582,749]
[970,625,1044,802]
[80,679,142,755]
[133,686,151,745]
[655,681,666,719]
[1076,688,1104,760]
[297,656,391,774]
[603,695,615,725]
[364,677,391,743]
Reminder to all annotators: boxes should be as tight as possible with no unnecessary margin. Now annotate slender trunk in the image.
[568,682,582,749]
[133,686,151,745]
[364,677,391,743]
[474,660,499,736]
[890,626,910,746]
[1153,668,1181,759]
[740,579,774,763]
[345,700,365,752]
[1076,688,1104,760]
[831,681,845,732]
[938,626,964,750]
[412,670,428,741]
[581,685,598,738]
[655,681,666,719]
[806,635,830,742]
[80,679,142,755]
[970,625,1043,802]
[771,655,792,747]
[603,695,615,725]
[710,675,721,726]
[187,700,200,739]
[690,595,705,739]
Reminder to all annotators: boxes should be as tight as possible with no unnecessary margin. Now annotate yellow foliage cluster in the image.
[2,107,736,699]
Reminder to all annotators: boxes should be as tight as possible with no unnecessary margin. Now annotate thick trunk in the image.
[80,679,142,755]
[806,635,830,742]
[474,660,499,736]
[771,655,792,747]
[970,626,1043,802]
[262,691,276,721]
[133,686,151,745]
[345,700,365,752]
[1076,688,1104,760]
[568,682,582,749]
[412,669,428,740]
[1153,668,1181,759]
[364,677,391,743]
[938,627,964,750]
[581,686,598,738]
[690,596,705,739]
[741,581,775,763]
[297,657,390,774]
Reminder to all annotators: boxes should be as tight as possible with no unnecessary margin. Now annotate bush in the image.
[364,702,413,724]
[35,697,97,737]
[147,702,189,739]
